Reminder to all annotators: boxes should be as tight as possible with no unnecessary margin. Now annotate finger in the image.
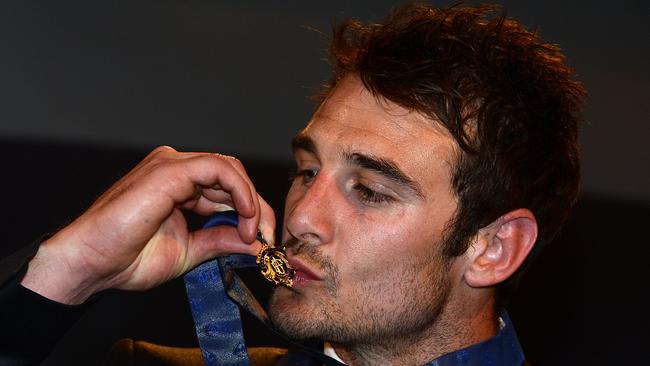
[150,151,257,220]
[219,156,260,218]
[183,196,235,216]
[166,155,258,237]
[178,185,203,209]
[186,226,263,267]
[256,194,276,245]
[216,156,262,241]
[202,155,257,220]
[200,187,235,203]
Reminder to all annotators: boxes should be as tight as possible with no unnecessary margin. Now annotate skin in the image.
[19,74,537,365]
[268,74,502,365]
[21,147,275,305]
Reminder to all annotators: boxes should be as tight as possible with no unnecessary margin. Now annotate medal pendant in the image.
[256,241,295,287]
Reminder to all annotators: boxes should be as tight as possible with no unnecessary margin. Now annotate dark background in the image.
[0,1,648,365]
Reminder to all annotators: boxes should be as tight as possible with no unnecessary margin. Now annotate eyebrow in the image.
[344,151,426,199]
[291,134,425,199]
[292,133,318,155]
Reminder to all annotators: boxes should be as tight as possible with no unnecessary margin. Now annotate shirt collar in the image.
[323,342,345,364]
[426,311,525,366]
[323,311,525,366]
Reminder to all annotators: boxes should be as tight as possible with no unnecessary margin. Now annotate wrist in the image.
[20,233,106,305]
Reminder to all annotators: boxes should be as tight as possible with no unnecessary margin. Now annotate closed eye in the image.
[354,183,394,205]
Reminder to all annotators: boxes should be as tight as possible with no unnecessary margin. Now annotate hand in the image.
[21,146,275,305]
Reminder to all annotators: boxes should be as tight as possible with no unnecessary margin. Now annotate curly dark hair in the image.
[325,2,586,304]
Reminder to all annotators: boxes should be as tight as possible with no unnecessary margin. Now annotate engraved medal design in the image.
[256,238,295,287]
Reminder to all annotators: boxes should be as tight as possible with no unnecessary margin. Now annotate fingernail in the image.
[259,225,275,246]
[213,203,235,212]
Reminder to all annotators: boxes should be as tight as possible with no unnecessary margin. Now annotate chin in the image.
[268,287,330,340]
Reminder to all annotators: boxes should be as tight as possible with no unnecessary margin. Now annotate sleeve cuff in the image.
[0,240,95,363]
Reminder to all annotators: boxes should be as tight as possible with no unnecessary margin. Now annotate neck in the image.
[332,291,499,366]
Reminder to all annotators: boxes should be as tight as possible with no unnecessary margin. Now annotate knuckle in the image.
[211,153,244,170]
[147,146,177,163]
[230,157,244,170]
[153,145,176,154]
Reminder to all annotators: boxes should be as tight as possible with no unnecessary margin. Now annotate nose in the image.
[284,172,336,247]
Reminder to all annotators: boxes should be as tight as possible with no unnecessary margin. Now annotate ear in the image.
[463,208,538,288]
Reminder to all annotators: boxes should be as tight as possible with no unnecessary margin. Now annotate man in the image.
[0,3,584,365]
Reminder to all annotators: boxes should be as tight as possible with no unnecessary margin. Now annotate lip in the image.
[287,256,324,284]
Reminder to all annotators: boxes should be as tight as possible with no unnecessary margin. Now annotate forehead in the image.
[299,75,457,191]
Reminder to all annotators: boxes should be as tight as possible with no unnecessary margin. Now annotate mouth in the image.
[287,256,324,285]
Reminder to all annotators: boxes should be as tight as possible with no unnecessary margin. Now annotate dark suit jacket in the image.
[0,243,530,366]
[0,243,321,366]
[0,241,88,365]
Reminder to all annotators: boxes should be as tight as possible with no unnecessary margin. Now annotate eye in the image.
[353,183,394,205]
[290,167,318,185]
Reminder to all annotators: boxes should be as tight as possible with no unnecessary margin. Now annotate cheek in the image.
[335,211,434,282]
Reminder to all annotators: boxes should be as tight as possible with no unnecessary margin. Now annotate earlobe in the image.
[464,209,538,288]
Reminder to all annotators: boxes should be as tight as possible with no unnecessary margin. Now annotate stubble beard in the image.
[268,241,453,350]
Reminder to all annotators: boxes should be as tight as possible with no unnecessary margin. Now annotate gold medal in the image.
[256,240,295,288]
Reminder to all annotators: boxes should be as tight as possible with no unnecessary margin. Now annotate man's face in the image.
[269,75,461,345]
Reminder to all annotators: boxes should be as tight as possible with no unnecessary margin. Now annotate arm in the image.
[1,146,275,363]
[0,243,92,365]
[22,146,275,304]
